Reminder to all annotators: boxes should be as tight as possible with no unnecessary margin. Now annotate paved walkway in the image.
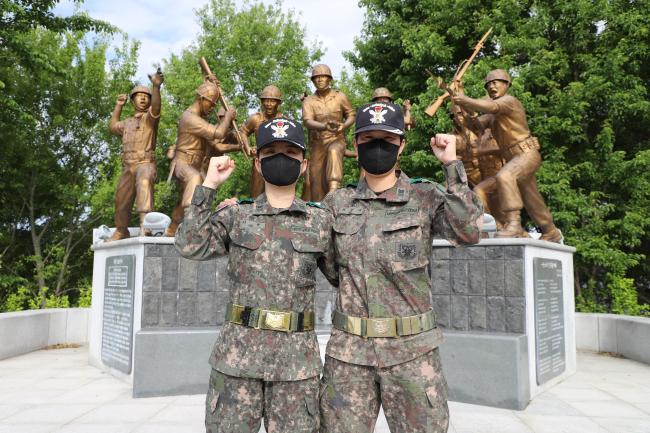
[1,347,649,433]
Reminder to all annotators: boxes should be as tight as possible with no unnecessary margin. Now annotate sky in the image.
[54,0,366,83]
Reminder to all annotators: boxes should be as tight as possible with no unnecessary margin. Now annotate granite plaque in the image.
[102,255,136,374]
[533,258,565,385]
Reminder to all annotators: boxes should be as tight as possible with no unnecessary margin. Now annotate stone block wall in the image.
[431,244,526,333]
[140,243,335,329]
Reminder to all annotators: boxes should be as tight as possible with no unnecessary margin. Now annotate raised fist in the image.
[149,68,164,86]
[204,156,236,189]
[116,94,128,106]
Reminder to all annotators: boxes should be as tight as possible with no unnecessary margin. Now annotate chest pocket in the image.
[229,227,265,251]
[381,216,423,264]
[332,207,364,266]
[291,236,324,288]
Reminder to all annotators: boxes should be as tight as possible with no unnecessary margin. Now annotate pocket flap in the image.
[291,237,324,253]
[229,230,264,250]
[333,218,363,235]
[382,216,420,232]
[305,395,318,416]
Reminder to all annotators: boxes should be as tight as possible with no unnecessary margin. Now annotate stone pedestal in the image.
[432,238,577,409]
[90,234,575,410]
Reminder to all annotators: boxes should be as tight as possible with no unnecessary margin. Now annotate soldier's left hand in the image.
[204,156,236,189]
[325,120,340,132]
[431,133,457,164]
[149,68,164,86]
[216,197,238,212]
[403,99,411,110]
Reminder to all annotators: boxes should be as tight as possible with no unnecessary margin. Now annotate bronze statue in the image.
[164,79,237,236]
[107,69,163,241]
[201,107,241,177]
[302,64,355,201]
[450,100,506,229]
[452,69,562,242]
[371,87,415,130]
[239,85,283,198]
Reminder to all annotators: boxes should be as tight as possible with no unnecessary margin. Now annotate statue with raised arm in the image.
[452,69,562,242]
[164,79,237,237]
[107,69,164,241]
[302,64,356,201]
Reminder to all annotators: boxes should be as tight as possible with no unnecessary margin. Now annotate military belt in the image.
[506,136,540,157]
[332,310,436,338]
[226,303,315,332]
[175,150,205,166]
[122,150,155,162]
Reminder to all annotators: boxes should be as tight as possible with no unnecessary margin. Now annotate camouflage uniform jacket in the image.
[322,161,482,368]
[175,185,337,381]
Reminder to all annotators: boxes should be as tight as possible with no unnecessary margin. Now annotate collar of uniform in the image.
[252,193,307,215]
[134,111,146,119]
[353,172,411,203]
[314,89,335,101]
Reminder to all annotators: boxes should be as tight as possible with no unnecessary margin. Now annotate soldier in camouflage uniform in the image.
[175,116,337,433]
[320,102,483,433]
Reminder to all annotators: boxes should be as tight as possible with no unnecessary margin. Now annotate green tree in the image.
[349,0,650,315]
[0,21,138,310]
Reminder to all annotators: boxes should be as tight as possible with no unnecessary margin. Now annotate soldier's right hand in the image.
[224,107,237,121]
[204,156,236,189]
[116,94,128,106]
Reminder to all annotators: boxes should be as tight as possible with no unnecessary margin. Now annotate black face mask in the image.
[357,138,400,175]
[260,153,302,186]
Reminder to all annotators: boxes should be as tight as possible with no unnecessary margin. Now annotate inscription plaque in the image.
[533,258,565,385]
[102,255,136,374]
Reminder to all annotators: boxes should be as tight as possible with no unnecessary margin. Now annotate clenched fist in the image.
[430,133,458,165]
[203,156,236,189]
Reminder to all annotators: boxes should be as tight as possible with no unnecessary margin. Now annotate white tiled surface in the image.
[1,347,649,433]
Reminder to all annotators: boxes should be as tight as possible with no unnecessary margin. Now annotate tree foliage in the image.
[349,0,650,315]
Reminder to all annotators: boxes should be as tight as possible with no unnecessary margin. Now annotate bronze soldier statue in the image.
[164,80,236,237]
[450,102,507,228]
[200,107,241,177]
[452,69,562,242]
[371,87,415,131]
[108,69,163,241]
[302,64,356,201]
[239,85,283,198]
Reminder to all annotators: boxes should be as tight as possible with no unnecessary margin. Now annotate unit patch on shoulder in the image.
[237,198,254,204]
[306,201,324,209]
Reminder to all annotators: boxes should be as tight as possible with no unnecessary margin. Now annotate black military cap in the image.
[256,117,306,153]
[355,101,405,136]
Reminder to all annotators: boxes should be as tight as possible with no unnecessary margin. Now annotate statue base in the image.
[432,238,577,409]
[89,233,575,410]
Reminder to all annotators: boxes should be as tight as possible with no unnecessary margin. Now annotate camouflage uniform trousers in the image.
[206,369,320,433]
[320,349,449,433]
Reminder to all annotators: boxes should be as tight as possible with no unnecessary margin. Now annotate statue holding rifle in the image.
[164,58,245,237]
[451,69,562,241]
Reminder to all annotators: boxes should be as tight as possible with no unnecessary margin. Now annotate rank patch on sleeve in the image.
[396,242,418,260]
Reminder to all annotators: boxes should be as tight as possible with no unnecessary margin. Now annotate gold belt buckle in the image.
[365,318,398,338]
[261,310,291,331]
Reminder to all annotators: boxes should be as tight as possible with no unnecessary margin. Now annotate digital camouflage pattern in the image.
[175,185,337,381]
[322,161,482,368]
[206,369,319,433]
[320,350,449,433]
